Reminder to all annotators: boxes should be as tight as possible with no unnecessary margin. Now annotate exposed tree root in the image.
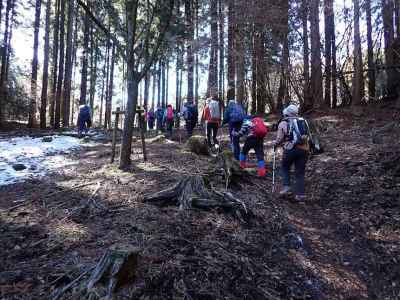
[143,175,252,222]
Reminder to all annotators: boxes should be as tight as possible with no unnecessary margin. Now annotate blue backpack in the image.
[230,103,245,123]
[79,105,91,120]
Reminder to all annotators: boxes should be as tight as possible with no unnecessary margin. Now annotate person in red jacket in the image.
[202,96,221,149]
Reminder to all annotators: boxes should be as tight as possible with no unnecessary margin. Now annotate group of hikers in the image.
[143,92,310,201]
[76,92,312,201]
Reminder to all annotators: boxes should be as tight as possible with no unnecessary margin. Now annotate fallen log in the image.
[143,175,252,222]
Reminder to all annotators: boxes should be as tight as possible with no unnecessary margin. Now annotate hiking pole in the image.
[272,147,276,193]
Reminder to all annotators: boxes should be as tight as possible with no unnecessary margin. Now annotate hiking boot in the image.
[279,186,291,196]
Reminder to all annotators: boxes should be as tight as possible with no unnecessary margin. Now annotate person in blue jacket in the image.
[77,104,92,137]
[222,96,245,160]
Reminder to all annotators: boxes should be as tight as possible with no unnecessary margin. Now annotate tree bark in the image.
[185,0,194,103]
[105,44,115,129]
[301,0,310,110]
[50,0,60,127]
[324,0,333,108]
[227,0,235,92]
[0,0,13,126]
[382,0,398,99]
[29,0,42,128]
[54,0,65,129]
[218,0,225,102]
[309,0,323,108]
[80,10,90,106]
[366,0,376,101]
[352,0,364,106]
[207,0,218,97]
[39,0,51,129]
[62,0,75,127]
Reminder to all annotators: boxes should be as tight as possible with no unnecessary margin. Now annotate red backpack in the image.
[252,117,268,138]
[166,107,174,120]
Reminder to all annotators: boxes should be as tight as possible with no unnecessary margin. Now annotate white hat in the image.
[283,104,299,117]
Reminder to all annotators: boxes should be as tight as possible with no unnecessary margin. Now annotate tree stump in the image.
[143,175,252,222]
[86,246,140,299]
[185,135,209,156]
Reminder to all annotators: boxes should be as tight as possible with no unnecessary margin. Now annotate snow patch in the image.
[0,136,83,186]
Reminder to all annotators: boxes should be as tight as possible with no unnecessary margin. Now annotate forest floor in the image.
[0,102,399,300]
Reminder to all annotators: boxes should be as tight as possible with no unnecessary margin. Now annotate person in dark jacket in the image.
[233,116,267,177]
[182,101,198,137]
[273,104,309,201]
[155,106,164,132]
[147,108,155,130]
[223,99,245,160]
[77,104,92,137]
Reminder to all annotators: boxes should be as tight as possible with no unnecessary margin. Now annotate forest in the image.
[0,0,399,299]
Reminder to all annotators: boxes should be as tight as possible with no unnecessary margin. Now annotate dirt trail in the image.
[0,106,399,299]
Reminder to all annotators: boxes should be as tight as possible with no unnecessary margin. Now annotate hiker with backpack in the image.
[77,104,92,137]
[273,104,310,201]
[202,95,221,149]
[232,115,268,177]
[147,108,155,130]
[163,104,175,137]
[155,106,164,132]
[223,99,245,160]
[182,101,198,137]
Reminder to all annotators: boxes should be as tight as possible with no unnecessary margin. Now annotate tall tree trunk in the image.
[40,0,51,129]
[207,0,218,97]
[185,0,194,103]
[80,10,90,106]
[366,0,376,101]
[218,0,225,102]
[235,18,245,104]
[105,43,115,129]
[161,60,166,107]
[29,0,42,128]
[50,0,60,127]
[251,28,257,114]
[54,0,65,129]
[194,0,199,105]
[324,0,333,108]
[309,0,323,108]
[5,0,15,85]
[256,30,266,115]
[101,39,111,126]
[0,0,12,126]
[352,0,364,106]
[152,72,156,109]
[382,0,398,99]
[301,0,310,109]
[277,0,290,112]
[120,0,139,169]
[62,0,74,127]
[89,26,98,113]
[157,62,161,107]
[227,0,235,92]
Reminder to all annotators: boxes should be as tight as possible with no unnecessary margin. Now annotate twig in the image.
[52,266,94,300]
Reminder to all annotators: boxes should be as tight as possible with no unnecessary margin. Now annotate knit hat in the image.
[283,104,299,117]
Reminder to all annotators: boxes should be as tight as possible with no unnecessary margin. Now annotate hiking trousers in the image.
[166,120,174,136]
[206,122,219,147]
[282,147,309,196]
[229,121,243,160]
[241,137,264,162]
[186,119,196,137]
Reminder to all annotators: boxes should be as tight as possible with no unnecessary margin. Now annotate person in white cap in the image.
[273,104,310,201]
